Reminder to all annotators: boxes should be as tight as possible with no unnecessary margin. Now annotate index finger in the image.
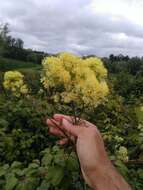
[53,114,74,123]
[54,114,97,129]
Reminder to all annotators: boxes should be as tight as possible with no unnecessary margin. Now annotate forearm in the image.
[87,162,132,190]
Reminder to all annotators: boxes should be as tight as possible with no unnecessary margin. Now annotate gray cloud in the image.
[0,0,143,56]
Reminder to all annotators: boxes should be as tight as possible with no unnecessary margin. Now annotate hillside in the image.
[0,57,41,71]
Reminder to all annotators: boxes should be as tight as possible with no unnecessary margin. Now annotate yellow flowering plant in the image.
[3,71,28,97]
[41,52,109,123]
[116,146,129,162]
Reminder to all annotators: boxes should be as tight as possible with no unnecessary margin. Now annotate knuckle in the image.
[89,126,100,136]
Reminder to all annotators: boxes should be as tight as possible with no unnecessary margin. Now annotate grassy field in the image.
[0,57,42,92]
[0,57,41,71]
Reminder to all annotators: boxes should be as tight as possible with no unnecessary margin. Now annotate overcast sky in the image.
[0,0,143,56]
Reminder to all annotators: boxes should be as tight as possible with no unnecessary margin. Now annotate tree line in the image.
[0,23,52,64]
[103,55,143,104]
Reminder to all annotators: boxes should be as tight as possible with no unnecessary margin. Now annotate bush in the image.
[20,69,41,94]
[0,93,142,189]
[0,146,88,190]
[0,97,54,165]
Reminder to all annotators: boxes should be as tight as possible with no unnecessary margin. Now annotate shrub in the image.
[0,97,54,164]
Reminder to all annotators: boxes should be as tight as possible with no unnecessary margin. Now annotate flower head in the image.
[116,146,128,162]
[3,71,28,97]
[41,52,109,108]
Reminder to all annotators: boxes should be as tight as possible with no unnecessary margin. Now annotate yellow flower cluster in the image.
[3,71,28,97]
[41,52,109,107]
[116,146,128,162]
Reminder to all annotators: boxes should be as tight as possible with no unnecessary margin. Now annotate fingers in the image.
[51,114,94,134]
[53,114,73,123]
[47,118,60,127]
[48,116,80,137]
[47,118,79,137]
[62,118,80,137]
[57,138,68,145]
[47,119,64,136]
[47,114,97,138]
[53,114,95,128]
[49,126,64,136]
[47,117,78,144]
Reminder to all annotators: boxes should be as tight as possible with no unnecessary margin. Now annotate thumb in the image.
[62,118,79,137]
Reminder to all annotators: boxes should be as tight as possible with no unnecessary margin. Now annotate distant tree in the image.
[0,23,9,56]
[127,57,143,75]
[15,38,24,49]
[109,54,115,62]
[0,22,25,60]
[26,50,37,62]
[0,23,9,40]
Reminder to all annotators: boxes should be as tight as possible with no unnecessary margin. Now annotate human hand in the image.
[47,114,131,190]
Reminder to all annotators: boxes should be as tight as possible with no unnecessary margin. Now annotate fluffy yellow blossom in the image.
[84,57,107,78]
[41,52,109,107]
[42,56,71,88]
[3,71,28,97]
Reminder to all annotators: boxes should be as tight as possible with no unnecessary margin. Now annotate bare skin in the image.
[47,114,132,190]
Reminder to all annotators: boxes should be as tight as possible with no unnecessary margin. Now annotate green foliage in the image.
[0,97,54,164]
[0,54,143,189]
[20,69,41,94]
[104,56,143,103]
[0,146,86,190]
[0,92,142,189]
[110,72,143,103]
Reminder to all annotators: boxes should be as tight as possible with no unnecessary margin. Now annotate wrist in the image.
[86,161,112,189]
[86,161,131,190]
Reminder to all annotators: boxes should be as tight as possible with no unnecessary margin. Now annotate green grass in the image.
[17,66,41,73]
[0,57,41,71]
[0,57,42,93]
